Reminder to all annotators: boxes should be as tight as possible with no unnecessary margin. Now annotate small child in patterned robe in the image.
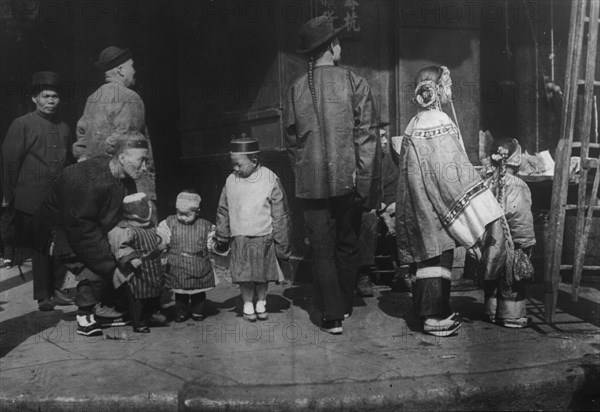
[158,191,216,323]
[108,192,168,333]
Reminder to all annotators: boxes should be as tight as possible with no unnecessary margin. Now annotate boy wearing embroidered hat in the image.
[215,135,291,322]
[158,190,216,322]
[108,192,168,333]
[73,46,155,201]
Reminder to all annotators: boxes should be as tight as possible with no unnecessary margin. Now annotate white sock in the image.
[255,300,266,313]
[243,301,255,315]
[76,314,95,326]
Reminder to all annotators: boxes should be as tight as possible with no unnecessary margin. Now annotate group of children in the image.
[106,132,535,334]
[108,136,290,333]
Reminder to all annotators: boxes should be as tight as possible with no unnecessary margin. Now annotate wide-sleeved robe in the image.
[215,166,291,283]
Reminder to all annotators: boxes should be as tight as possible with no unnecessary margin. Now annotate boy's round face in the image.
[177,208,198,224]
[230,153,257,178]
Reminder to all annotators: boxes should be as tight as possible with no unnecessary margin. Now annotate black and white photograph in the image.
[0,0,599,410]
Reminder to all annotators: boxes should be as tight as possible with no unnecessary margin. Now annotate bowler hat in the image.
[32,71,59,87]
[297,15,344,54]
[94,46,132,72]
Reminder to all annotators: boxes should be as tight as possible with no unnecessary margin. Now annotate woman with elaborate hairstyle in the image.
[396,65,505,337]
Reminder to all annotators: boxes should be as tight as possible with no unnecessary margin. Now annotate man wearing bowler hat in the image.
[73,46,155,201]
[283,16,381,335]
[1,71,73,311]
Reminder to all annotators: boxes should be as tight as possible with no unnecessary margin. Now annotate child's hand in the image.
[213,239,230,256]
[131,258,143,268]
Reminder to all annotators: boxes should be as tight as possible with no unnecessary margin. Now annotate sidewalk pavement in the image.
[1,261,599,411]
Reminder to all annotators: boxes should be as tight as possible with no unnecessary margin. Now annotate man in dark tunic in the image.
[1,71,72,311]
[284,16,381,335]
[34,131,149,336]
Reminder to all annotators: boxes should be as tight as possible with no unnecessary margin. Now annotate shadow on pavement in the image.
[217,293,292,318]
[283,283,322,328]
[527,283,600,329]
[0,309,74,358]
[570,353,600,411]
[376,289,484,333]
[0,268,32,294]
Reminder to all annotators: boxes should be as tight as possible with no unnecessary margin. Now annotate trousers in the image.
[302,193,362,321]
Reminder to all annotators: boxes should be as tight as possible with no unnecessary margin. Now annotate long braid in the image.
[308,56,320,128]
[493,152,516,286]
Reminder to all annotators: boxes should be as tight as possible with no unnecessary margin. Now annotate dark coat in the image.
[283,65,381,209]
[34,156,135,279]
[1,111,72,214]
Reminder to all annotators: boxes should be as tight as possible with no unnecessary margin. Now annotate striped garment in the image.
[164,216,215,290]
[124,224,163,299]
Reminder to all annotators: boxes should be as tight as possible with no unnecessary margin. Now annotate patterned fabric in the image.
[478,173,536,282]
[163,216,215,290]
[112,222,163,299]
[396,110,504,263]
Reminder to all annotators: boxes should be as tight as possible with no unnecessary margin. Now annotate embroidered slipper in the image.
[423,320,462,337]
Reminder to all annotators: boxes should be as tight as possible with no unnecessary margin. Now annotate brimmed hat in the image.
[94,46,132,72]
[176,192,201,211]
[31,71,60,94]
[32,71,59,87]
[123,192,152,223]
[105,131,149,155]
[297,15,344,54]
[230,134,260,155]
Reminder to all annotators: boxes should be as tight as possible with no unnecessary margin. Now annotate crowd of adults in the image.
[1,15,534,337]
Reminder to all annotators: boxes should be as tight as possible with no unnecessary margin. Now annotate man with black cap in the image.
[73,46,155,201]
[284,16,381,334]
[1,71,73,311]
[34,131,149,336]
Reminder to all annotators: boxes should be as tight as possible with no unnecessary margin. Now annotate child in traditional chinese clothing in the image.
[108,192,168,333]
[215,135,291,321]
[478,139,536,328]
[158,191,215,322]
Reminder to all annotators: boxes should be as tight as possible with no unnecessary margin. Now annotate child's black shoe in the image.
[175,310,190,323]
